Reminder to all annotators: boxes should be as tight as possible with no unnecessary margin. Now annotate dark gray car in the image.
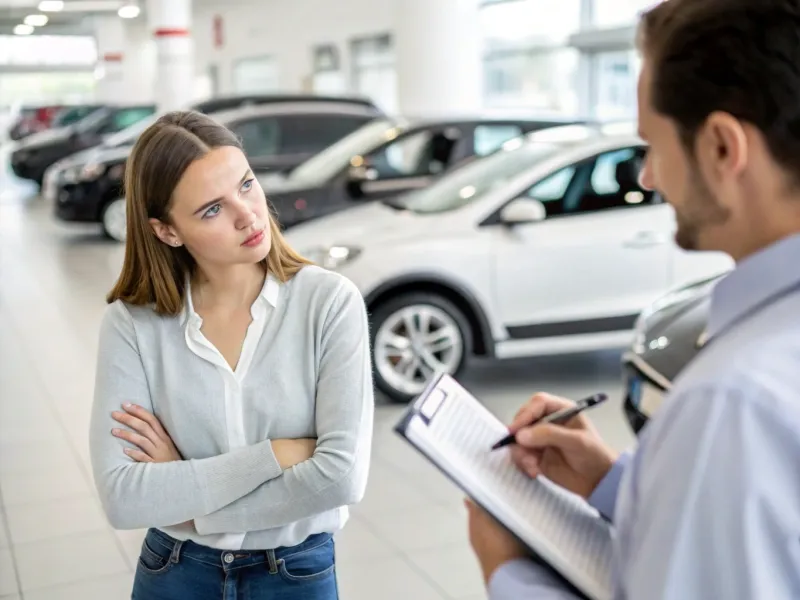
[621,272,726,433]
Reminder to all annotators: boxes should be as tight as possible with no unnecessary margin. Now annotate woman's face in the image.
[150,146,272,269]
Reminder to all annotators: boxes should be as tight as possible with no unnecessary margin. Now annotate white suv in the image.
[284,126,733,402]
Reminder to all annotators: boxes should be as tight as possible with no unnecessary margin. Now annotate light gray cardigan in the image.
[89,266,374,550]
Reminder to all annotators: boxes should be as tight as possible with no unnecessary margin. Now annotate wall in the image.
[192,0,394,96]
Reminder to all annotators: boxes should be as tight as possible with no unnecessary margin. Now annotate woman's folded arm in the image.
[193,278,374,534]
[89,301,285,530]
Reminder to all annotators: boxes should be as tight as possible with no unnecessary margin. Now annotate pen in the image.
[490,393,608,451]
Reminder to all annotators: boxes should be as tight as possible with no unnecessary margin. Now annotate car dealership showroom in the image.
[0,0,739,599]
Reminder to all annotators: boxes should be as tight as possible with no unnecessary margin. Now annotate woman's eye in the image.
[241,178,254,193]
[203,204,221,219]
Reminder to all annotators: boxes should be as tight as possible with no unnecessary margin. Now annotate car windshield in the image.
[392,139,561,214]
[52,107,99,127]
[73,108,112,133]
[103,113,158,147]
[287,118,405,186]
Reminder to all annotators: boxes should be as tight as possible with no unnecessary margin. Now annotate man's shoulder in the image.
[665,332,800,428]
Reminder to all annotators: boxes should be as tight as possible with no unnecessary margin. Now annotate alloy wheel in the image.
[374,304,464,397]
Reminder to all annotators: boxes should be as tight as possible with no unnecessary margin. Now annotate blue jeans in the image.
[131,528,339,600]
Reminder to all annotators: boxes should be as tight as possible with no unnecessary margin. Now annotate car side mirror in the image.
[346,163,378,198]
[499,198,546,226]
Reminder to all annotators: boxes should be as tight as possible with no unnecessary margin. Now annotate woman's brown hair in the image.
[107,110,311,315]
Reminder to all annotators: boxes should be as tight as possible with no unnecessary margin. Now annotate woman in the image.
[88,111,374,599]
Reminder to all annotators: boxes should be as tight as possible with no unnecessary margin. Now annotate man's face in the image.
[637,59,731,251]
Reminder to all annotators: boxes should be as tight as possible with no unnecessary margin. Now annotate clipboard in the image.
[393,373,614,600]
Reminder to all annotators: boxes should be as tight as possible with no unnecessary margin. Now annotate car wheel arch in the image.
[364,274,494,358]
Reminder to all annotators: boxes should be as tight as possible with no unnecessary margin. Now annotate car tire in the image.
[369,292,472,404]
[101,197,127,243]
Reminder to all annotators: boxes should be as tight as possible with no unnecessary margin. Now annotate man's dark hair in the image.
[639,0,800,181]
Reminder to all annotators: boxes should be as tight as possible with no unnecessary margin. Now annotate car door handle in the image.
[624,231,668,248]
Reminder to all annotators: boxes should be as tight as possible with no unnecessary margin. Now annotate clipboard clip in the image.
[409,372,449,425]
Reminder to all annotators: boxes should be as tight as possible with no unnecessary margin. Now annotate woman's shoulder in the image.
[102,299,178,334]
[290,265,362,299]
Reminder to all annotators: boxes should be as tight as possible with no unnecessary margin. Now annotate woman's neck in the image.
[192,263,266,313]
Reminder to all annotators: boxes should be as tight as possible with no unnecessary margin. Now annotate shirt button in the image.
[224,553,234,564]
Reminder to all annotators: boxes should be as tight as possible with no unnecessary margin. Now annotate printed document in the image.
[395,374,614,600]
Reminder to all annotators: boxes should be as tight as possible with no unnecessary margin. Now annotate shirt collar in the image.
[179,271,280,327]
[708,232,800,338]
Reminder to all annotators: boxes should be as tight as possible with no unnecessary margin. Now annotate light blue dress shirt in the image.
[489,233,800,600]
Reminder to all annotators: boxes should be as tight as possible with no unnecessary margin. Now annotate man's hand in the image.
[111,403,182,463]
[465,498,528,585]
[271,438,317,470]
[508,392,618,500]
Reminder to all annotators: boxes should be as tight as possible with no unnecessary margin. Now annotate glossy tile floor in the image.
[0,156,635,599]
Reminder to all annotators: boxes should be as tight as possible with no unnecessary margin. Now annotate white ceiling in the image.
[0,1,135,36]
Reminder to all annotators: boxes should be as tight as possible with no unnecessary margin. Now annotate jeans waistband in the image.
[145,528,333,571]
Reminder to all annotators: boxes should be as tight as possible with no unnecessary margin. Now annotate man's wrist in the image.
[588,451,632,521]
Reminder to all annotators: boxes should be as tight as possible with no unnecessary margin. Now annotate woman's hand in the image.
[271,438,317,470]
[111,403,182,463]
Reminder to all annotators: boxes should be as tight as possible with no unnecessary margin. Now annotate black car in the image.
[51,96,384,241]
[261,116,580,229]
[622,272,727,434]
[11,104,156,185]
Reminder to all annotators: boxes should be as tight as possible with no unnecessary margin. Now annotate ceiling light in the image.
[118,4,140,18]
[13,24,35,36]
[24,14,49,27]
[38,0,64,11]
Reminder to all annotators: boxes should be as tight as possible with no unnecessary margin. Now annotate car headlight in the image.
[106,163,125,181]
[304,245,362,270]
[62,165,82,183]
[80,162,106,181]
[632,278,720,353]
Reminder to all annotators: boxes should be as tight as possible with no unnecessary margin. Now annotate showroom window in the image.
[591,0,660,28]
[232,55,280,94]
[312,44,346,95]
[590,49,640,120]
[481,0,581,115]
[351,34,397,114]
[484,47,580,115]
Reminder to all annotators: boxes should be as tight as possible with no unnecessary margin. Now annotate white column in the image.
[393,0,483,117]
[94,15,128,104]
[146,0,194,112]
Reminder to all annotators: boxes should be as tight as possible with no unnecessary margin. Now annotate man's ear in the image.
[699,111,749,181]
[148,218,183,248]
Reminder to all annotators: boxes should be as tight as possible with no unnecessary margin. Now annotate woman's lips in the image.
[241,230,265,247]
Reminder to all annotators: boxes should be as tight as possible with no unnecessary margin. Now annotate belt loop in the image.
[266,549,279,574]
[169,540,184,565]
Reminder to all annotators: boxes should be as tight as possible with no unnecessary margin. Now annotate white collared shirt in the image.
[180,274,280,549]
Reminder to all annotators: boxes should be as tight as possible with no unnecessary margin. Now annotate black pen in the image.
[490,393,608,451]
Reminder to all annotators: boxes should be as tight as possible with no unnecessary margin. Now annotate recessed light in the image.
[24,14,49,27]
[38,0,64,11]
[13,24,35,35]
[118,4,141,18]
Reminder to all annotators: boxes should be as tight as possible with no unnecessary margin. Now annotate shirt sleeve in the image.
[588,452,631,522]
[489,559,583,600]
[89,301,284,530]
[620,380,800,599]
[193,277,374,535]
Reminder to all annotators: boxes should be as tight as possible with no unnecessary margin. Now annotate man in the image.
[466,0,800,598]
